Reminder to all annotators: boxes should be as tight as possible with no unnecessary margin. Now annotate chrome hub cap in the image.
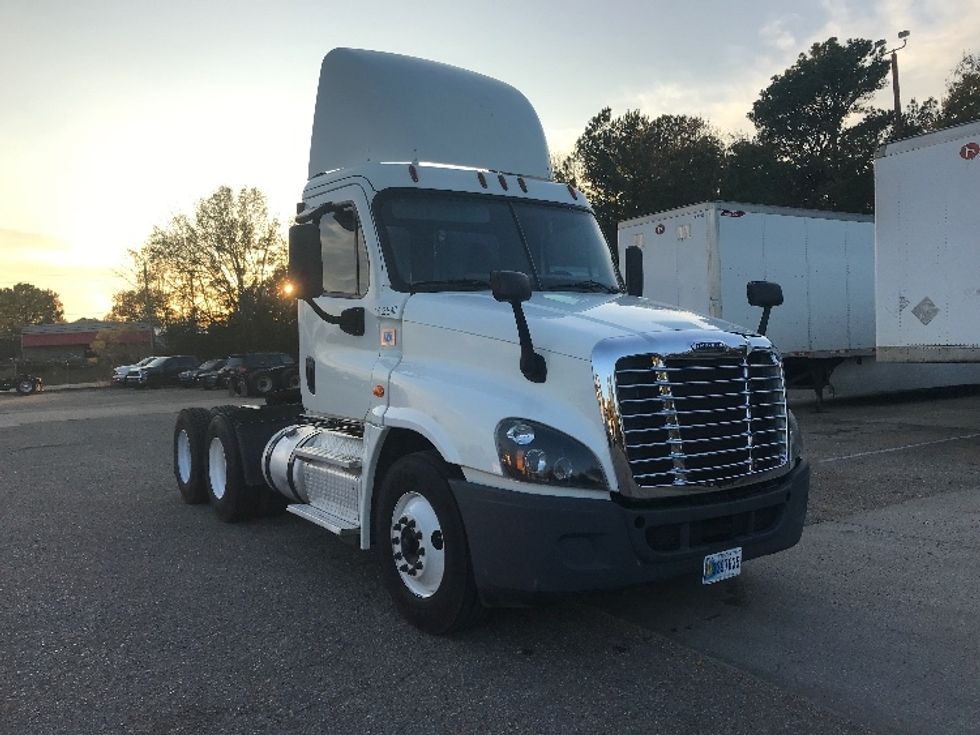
[391,492,445,598]
[208,437,228,500]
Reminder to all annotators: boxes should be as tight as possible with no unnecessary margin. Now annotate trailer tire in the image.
[375,451,483,634]
[173,408,211,504]
[205,413,259,522]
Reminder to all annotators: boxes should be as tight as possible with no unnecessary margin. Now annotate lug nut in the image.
[399,564,409,573]
[417,548,425,556]
[394,552,403,560]
[415,531,423,540]
[407,519,416,528]
[391,537,400,545]
[407,569,417,577]
[414,561,423,569]
[392,523,401,532]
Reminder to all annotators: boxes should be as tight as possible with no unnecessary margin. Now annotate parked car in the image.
[0,373,43,395]
[127,355,200,388]
[178,358,226,387]
[112,356,157,386]
[196,352,290,391]
[221,352,297,397]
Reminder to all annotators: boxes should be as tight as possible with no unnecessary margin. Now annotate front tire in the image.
[15,378,36,395]
[173,408,211,504]
[205,413,259,522]
[374,451,483,634]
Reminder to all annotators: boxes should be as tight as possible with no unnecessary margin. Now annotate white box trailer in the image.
[619,201,980,399]
[875,120,980,362]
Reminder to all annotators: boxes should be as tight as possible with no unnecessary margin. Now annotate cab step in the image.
[293,445,361,470]
[287,504,360,537]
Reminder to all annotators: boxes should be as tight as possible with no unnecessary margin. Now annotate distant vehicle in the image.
[0,373,42,395]
[619,200,980,402]
[875,120,980,363]
[112,356,157,386]
[223,353,297,397]
[178,358,227,387]
[127,355,200,388]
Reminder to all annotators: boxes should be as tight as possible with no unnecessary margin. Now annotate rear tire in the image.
[173,408,211,504]
[374,451,483,634]
[15,378,36,395]
[205,413,259,522]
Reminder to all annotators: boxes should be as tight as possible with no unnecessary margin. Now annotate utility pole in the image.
[143,261,155,353]
[889,30,911,138]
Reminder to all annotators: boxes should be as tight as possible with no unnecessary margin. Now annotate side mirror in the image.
[490,270,546,383]
[624,245,643,297]
[747,281,783,308]
[746,280,783,336]
[491,270,531,303]
[288,223,322,300]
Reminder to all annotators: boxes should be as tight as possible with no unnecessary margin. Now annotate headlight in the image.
[787,409,804,460]
[495,418,608,490]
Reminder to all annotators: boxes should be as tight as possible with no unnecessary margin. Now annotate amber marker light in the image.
[373,384,385,397]
[282,281,295,296]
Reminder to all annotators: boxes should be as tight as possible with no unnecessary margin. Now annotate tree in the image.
[748,37,892,212]
[566,108,725,239]
[111,186,289,354]
[720,139,797,206]
[938,53,980,127]
[0,282,65,338]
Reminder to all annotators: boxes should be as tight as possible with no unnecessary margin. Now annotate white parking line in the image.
[816,433,980,463]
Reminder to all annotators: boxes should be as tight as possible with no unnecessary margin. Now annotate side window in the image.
[320,203,370,297]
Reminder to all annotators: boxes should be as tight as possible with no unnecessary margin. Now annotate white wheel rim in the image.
[208,437,228,500]
[18,380,33,392]
[391,491,446,598]
[176,429,192,484]
[257,377,272,392]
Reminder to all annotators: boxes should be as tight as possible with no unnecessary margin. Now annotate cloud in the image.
[761,19,798,52]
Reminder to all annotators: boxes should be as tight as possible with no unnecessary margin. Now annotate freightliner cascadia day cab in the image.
[172,49,809,634]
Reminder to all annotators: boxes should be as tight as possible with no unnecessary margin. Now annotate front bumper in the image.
[451,459,809,606]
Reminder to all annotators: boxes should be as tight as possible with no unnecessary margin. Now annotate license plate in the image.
[702,547,742,585]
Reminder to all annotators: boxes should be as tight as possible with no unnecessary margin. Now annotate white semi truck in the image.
[172,49,809,633]
[875,120,980,362]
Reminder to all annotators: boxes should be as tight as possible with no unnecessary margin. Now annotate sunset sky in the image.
[2,0,978,320]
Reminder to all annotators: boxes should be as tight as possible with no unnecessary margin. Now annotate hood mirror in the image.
[491,270,546,383]
[746,280,783,336]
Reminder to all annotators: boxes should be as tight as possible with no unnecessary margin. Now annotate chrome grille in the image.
[614,350,788,488]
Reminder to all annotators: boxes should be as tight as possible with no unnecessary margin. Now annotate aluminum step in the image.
[293,445,361,470]
[287,504,360,537]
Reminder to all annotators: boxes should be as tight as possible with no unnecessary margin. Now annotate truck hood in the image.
[402,292,757,359]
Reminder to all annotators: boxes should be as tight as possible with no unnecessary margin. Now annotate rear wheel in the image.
[173,408,211,504]
[205,413,259,522]
[15,378,36,395]
[375,451,483,634]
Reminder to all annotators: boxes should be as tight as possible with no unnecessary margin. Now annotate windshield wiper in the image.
[409,278,492,293]
[543,280,620,294]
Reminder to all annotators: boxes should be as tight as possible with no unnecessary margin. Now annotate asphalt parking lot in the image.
[1,386,978,734]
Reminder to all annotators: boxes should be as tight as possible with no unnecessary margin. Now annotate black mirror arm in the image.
[509,302,547,383]
[757,306,772,336]
[303,299,365,336]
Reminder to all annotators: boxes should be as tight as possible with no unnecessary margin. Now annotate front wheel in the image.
[374,451,483,634]
[15,377,37,395]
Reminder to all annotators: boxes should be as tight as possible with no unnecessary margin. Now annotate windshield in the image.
[374,190,622,293]
[146,357,169,367]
